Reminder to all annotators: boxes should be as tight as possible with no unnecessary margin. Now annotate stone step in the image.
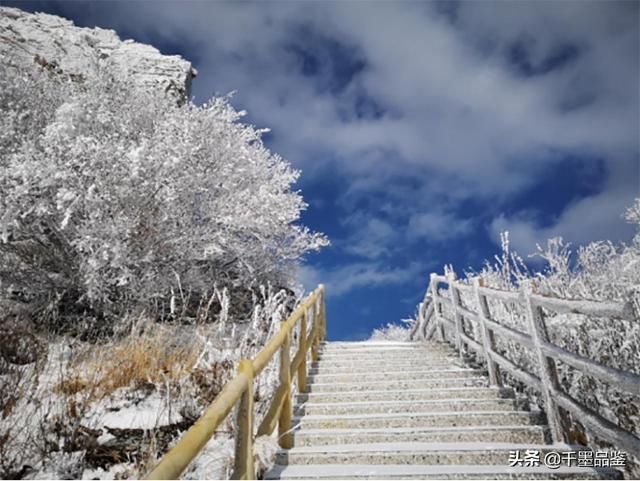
[297,386,514,404]
[310,361,466,372]
[320,341,422,347]
[294,397,522,416]
[275,442,581,466]
[315,357,462,366]
[319,349,458,361]
[305,377,489,393]
[293,410,545,430]
[320,345,442,352]
[319,347,455,356]
[315,359,461,368]
[308,364,472,375]
[266,463,621,480]
[319,343,447,351]
[319,345,454,353]
[307,368,486,383]
[292,425,549,447]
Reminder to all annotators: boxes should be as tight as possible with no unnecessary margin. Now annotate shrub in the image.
[0,64,327,331]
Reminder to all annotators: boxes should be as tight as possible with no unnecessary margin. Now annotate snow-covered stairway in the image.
[265,340,620,480]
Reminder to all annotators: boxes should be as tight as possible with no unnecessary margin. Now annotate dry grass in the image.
[54,321,202,401]
[190,360,234,404]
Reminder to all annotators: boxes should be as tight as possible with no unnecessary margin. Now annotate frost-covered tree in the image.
[0,64,327,328]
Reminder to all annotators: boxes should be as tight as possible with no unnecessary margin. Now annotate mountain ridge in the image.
[0,6,196,99]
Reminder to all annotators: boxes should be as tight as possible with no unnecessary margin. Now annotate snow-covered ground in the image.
[0,306,294,480]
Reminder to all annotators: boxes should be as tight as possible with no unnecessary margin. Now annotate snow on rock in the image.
[0,6,196,99]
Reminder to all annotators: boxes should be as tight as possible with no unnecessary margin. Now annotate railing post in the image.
[297,309,308,392]
[429,273,446,342]
[320,285,326,341]
[311,297,320,361]
[524,284,565,443]
[278,331,293,449]
[473,277,501,386]
[232,359,255,480]
[422,301,435,340]
[447,272,464,358]
[409,301,423,341]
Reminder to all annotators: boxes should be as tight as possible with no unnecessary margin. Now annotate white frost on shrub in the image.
[370,318,414,341]
[0,64,327,319]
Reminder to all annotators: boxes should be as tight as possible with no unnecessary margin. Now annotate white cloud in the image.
[298,260,429,297]
[60,1,639,257]
[408,212,473,242]
[341,216,398,259]
[490,169,638,256]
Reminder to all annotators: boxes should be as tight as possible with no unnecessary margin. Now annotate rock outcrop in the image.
[0,6,196,99]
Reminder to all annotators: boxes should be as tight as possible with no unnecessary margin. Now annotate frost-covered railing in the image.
[146,285,326,480]
[412,272,640,455]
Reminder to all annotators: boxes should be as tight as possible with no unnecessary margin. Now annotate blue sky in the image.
[4,1,639,340]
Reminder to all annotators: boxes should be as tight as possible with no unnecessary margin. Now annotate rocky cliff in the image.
[0,6,196,99]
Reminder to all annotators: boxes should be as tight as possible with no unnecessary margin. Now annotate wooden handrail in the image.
[146,284,326,480]
[473,278,501,386]
[416,271,639,451]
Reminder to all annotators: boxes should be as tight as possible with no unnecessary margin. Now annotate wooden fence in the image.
[146,284,326,480]
[411,272,640,455]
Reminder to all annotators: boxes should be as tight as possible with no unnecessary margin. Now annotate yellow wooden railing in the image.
[146,284,326,480]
